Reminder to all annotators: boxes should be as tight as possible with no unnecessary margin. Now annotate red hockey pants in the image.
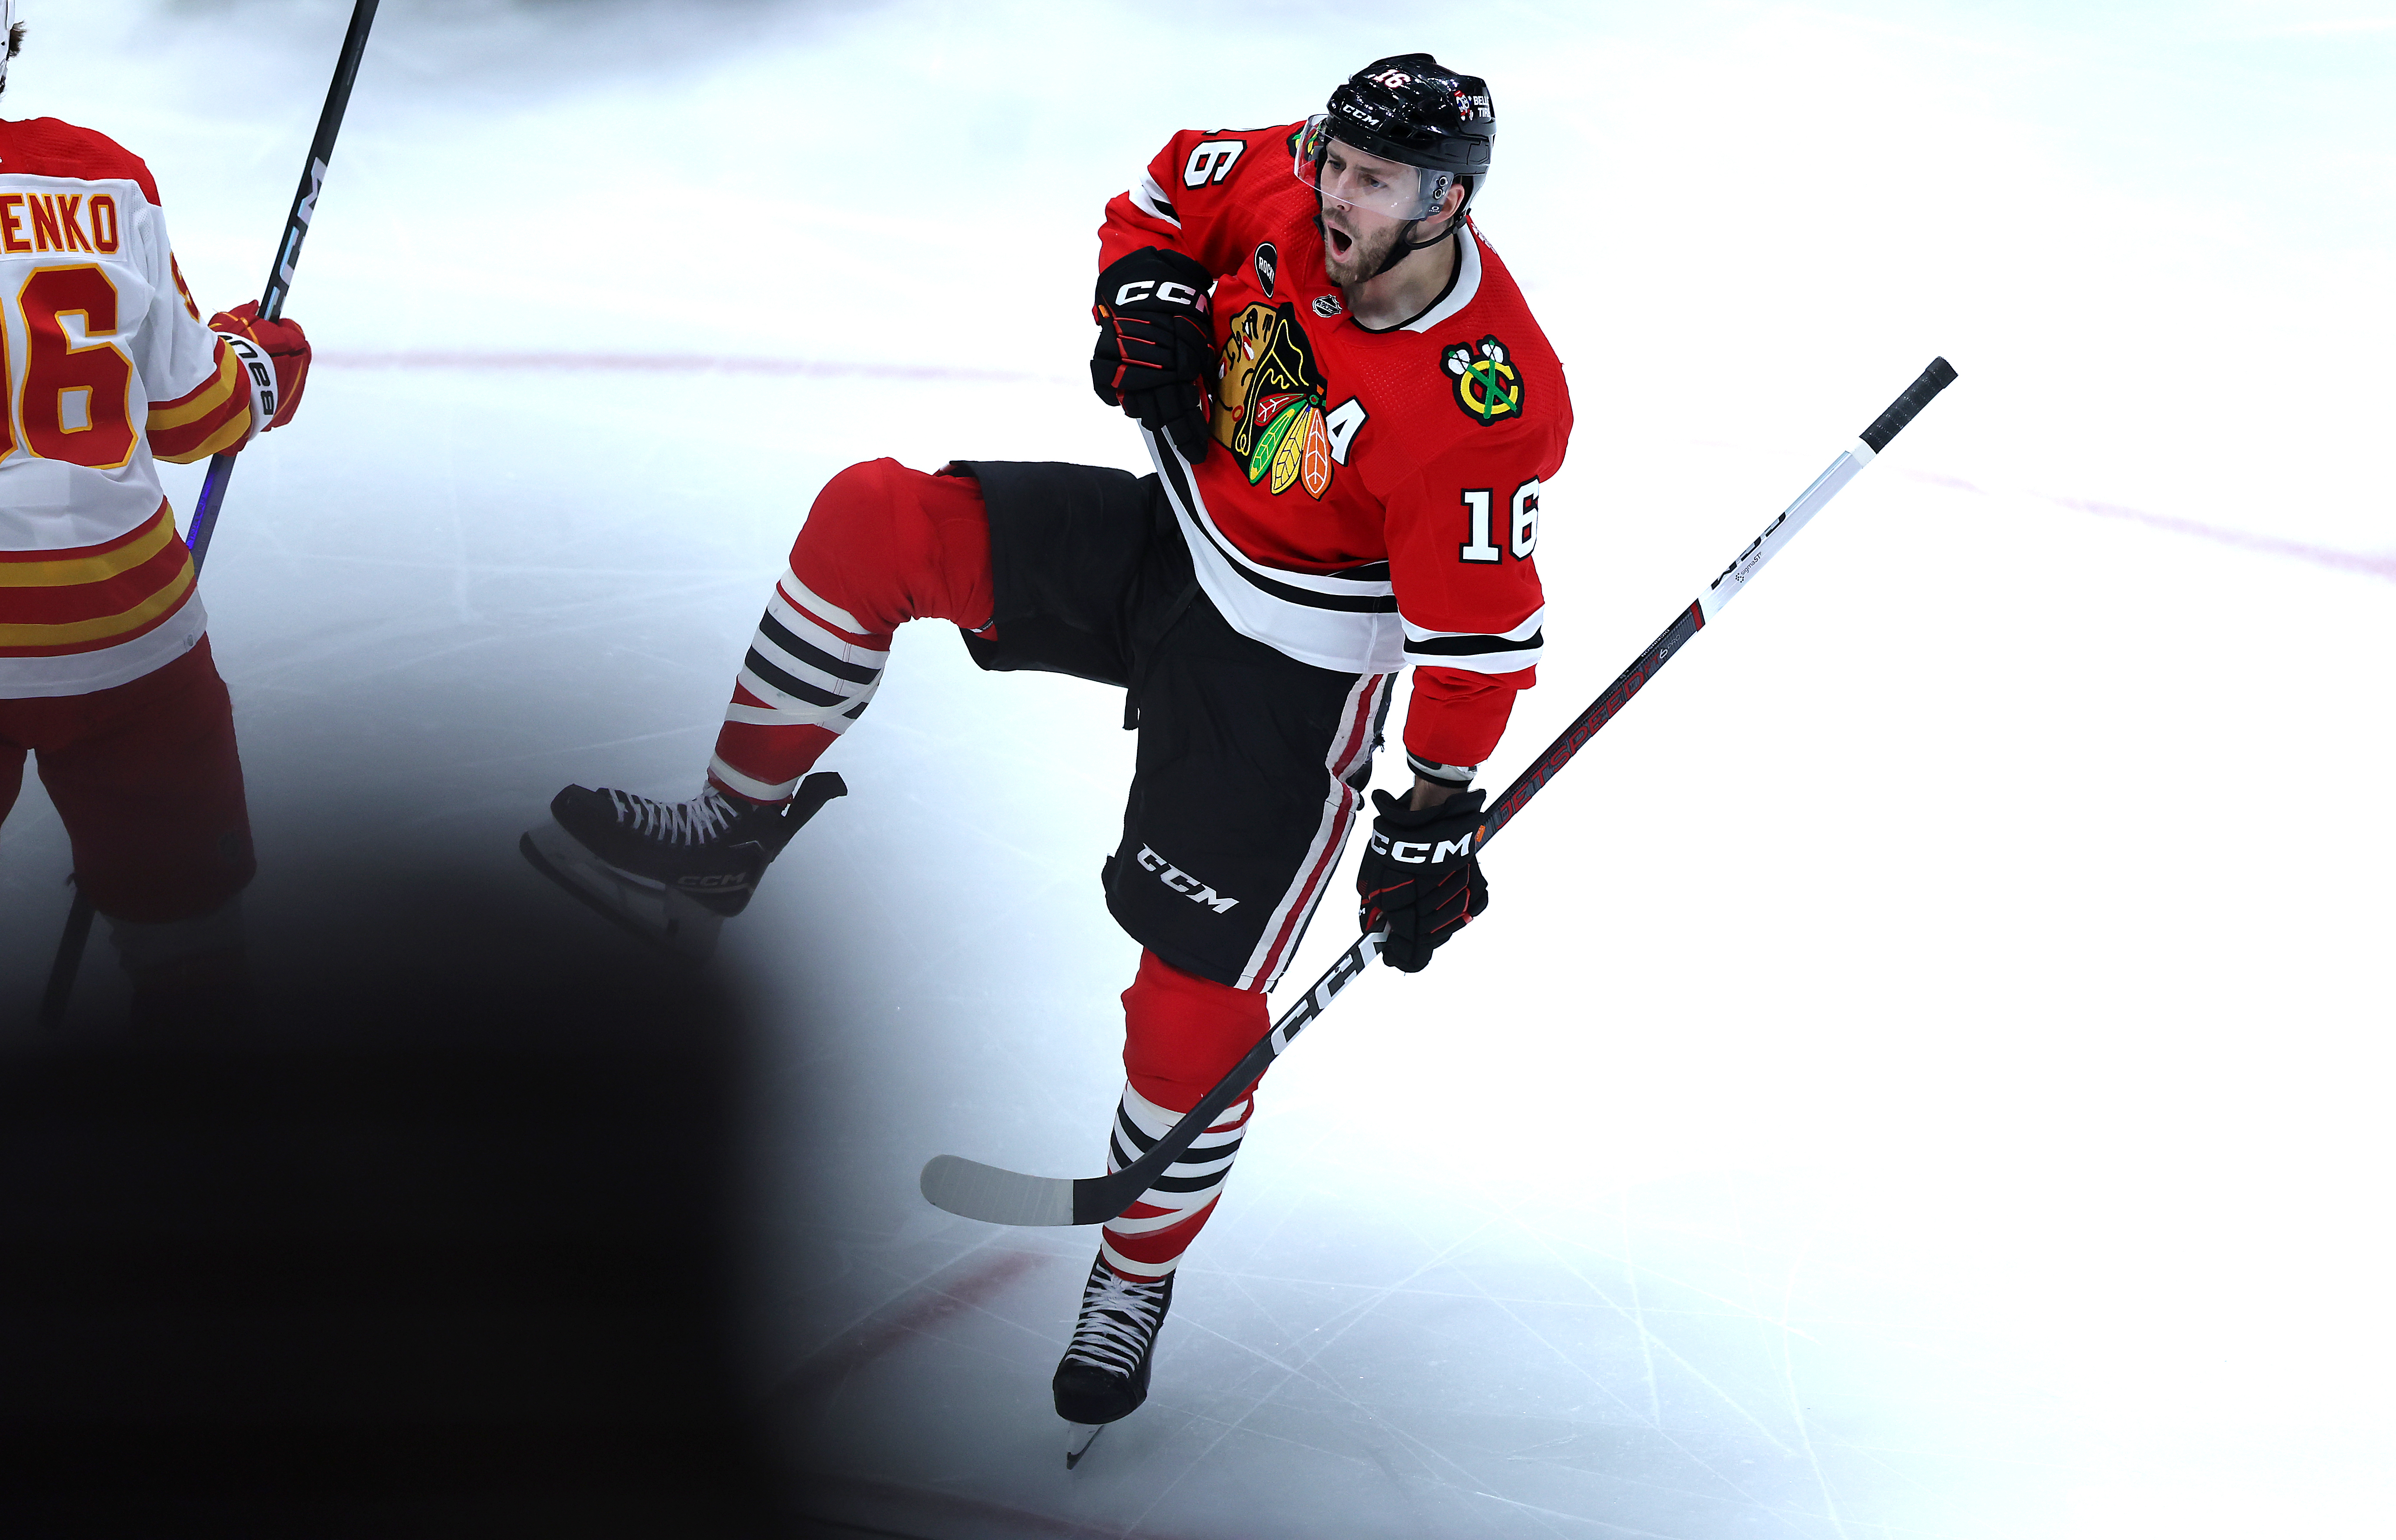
[0,636,255,924]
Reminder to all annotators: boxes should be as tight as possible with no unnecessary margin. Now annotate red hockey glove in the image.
[208,301,310,432]
[1356,788,1489,974]
[1091,246,1215,463]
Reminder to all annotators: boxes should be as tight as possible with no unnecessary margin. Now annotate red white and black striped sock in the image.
[1098,1081,1254,1281]
[706,459,993,803]
[708,566,888,802]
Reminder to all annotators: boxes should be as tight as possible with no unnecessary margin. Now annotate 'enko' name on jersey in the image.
[0,118,262,700]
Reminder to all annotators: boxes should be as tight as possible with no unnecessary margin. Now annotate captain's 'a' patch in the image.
[1442,334,1525,425]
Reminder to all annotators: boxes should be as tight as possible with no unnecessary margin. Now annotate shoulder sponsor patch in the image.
[1254,241,1278,296]
[1442,334,1525,425]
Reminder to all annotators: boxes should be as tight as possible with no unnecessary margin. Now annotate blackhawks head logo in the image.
[1213,301,1334,499]
[1443,334,1525,425]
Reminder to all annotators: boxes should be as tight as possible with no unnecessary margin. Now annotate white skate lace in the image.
[607,785,741,846]
[1061,1266,1169,1377]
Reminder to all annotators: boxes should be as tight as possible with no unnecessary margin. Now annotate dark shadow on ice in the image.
[0,857,807,1537]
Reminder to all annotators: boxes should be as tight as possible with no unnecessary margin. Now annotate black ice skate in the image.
[1054,1254,1174,1468]
[520,772,844,959]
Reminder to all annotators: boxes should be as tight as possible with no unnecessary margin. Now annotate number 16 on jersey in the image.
[1460,477,1539,563]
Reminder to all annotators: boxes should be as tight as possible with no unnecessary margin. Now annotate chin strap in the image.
[1371,216,1462,278]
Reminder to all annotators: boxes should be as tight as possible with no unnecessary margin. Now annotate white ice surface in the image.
[3,3,2392,1535]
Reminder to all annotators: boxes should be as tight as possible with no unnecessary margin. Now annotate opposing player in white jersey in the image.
[0,14,311,1022]
[528,54,1569,1454]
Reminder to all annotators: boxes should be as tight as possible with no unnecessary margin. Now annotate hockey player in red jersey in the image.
[531,54,1568,1455]
[0,14,312,1022]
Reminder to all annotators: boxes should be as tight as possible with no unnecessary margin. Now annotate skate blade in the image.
[1064,1421,1105,1468]
[520,821,723,962]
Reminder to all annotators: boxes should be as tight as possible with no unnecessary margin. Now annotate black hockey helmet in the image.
[1329,54,1495,179]
[1296,54,1496,225]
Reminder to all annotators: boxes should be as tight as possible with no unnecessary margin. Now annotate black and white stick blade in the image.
[918,1154,1075,1227]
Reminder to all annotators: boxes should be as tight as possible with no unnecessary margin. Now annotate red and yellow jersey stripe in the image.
[0,118,233,695]
[147,334,254,463]
[0,500,196,658]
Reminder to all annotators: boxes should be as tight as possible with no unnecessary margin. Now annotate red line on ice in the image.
[318,348,1054,385]
[765,1247,1044,1406]
[2048,495,2396,583]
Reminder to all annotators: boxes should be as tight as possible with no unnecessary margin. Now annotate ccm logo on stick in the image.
[1137,846,1239,913]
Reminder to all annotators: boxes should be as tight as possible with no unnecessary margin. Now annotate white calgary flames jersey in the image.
[0,116,258,699]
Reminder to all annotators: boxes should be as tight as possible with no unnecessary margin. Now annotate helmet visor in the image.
[1293,113,1457,222]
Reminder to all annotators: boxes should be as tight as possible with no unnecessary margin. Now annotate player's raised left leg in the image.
[527,461,992,952]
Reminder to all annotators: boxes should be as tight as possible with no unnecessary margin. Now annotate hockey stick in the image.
[919,356,1958,1227]
[36,0,380,1027]
[187,0,378,566]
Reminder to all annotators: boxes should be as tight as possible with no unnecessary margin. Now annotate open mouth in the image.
[1326,225,1354,259]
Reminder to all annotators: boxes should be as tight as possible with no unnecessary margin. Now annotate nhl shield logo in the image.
[1254,242,1278,297]
[1312,294,1342,318]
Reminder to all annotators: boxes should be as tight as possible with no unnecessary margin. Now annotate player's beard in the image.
[1318,209,1406,289]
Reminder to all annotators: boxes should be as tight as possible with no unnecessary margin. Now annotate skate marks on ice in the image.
[766,1244,1155,1536]
[1162,1195,2050,1538]
[1887,467,2396,587]
[762,1171,2062,1538]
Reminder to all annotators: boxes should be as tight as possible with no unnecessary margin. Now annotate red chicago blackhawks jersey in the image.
[0,117,259,700]
[1100,120,1571,781]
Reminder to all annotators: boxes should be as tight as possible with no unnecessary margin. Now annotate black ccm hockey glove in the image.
[1091,246,1215,463]
[1356,788,1490,973]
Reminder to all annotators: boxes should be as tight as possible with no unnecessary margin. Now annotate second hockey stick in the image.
[36,0,380,1027]
[920,356,1959,1228]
